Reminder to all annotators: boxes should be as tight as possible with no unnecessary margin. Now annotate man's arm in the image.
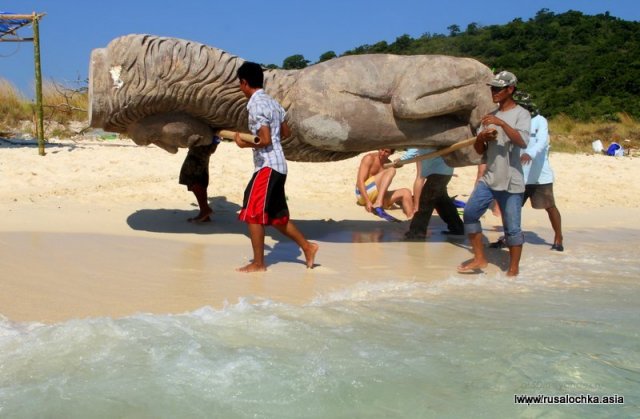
[480,114,527,148]
[521,117,548,164]
[235,125,272,148]
[474,128,498,154]
[280,121,291,140]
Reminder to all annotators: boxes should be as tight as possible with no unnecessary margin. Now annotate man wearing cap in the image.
[458,71,530,277]
[518,94,564,251]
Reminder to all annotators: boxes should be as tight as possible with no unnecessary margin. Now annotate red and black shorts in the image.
[238,167,290,225]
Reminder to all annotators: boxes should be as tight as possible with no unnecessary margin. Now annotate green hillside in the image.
[308,9,640,121]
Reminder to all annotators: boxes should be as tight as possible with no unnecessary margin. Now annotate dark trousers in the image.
[408,174,463,236]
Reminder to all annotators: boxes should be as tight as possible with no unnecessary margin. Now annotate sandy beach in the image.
[2,136,639,323]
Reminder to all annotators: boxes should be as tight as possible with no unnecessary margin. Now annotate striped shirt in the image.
[247,89,288,174]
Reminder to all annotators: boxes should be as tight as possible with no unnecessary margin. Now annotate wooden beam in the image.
[0,13,46,20]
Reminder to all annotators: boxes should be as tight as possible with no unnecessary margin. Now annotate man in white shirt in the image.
[518,94,564,251]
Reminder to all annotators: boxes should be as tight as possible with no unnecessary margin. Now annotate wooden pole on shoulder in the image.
[383,137,477,169]
[216,129,260,144]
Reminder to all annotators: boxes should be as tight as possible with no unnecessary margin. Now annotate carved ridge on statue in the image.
[89,34,495,165]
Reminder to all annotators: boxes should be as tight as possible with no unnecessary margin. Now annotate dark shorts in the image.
[178,143,218,190]
[524,183,556,209]
[239,167,290,225]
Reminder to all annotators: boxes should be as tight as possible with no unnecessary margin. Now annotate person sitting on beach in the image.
[355,149,414,218]
[457,71,530,277]
[394,148,464,240]
[234,61,318,272]
[179,136,220,222]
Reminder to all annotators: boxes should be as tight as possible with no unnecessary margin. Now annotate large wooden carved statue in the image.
[89,34,495,165]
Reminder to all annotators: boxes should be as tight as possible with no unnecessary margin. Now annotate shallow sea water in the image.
[1,230,639,418]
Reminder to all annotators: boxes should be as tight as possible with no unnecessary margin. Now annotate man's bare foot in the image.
[304,242,319,268]
[506,268,519,277]
[187,208,213,223]
[236,262,266,273]
[457,259,488,273]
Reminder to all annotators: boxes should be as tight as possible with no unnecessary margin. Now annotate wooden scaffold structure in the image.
[0,12,47,155]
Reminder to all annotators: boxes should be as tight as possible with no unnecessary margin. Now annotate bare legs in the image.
[387,189,414,218]
[546,205,563,247]
[371,168,414,218]
[457,232,488,272]
[507,245,522,276]
[236,221,319,273]
[237,223,267,272]
[273,222,319,269]
[187,184,213,222]
[372,168,396,208]
[458,233,522,277]
[412,162,425,214]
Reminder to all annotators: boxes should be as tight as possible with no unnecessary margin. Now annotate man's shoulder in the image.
[250,89,278,105]
[358,153,379,175]
[515,104,531,117]
[360,152,378,164]
[532,114,548,123]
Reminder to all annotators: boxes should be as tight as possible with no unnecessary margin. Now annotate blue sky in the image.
[1,0,639,96]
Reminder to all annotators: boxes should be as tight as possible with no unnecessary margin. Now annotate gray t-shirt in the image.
[481,105,531,193]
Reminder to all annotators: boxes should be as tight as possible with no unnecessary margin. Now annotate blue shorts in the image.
[463,181,524,246]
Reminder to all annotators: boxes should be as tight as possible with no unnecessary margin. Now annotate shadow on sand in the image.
[126,196,550,270]
[126,196,411,244]
[126,195,548,246]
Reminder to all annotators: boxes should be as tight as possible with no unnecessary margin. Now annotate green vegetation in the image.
[0,79,87,137]
[284,9,640,122]
[549,112,640,153]
[282,54,310,70]
[0,79,31,131]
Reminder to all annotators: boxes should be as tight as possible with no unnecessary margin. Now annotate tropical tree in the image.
[282,54,310,69]
[318,51,337,62]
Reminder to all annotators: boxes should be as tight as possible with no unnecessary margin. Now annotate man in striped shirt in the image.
[234,61,318,272]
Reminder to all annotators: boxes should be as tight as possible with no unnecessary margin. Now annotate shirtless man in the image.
[355,149,413,218]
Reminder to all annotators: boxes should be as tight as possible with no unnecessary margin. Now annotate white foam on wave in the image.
[0,314,46,337]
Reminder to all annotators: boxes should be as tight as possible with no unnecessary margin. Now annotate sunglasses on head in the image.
[491,86,507,92]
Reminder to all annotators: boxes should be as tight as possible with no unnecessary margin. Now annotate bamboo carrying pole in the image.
[216,129,260,144]
[383,137,477,169]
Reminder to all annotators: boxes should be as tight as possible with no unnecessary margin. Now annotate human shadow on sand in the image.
[0,137,81,151]
[127,196,414,244]
[126,196,549,249]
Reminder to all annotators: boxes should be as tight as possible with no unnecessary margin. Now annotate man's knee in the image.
[382,167,396,178]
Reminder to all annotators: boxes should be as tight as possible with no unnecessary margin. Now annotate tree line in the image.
[271,9,640,121]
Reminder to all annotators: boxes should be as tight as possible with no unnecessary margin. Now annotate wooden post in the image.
[32,12,45,156]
